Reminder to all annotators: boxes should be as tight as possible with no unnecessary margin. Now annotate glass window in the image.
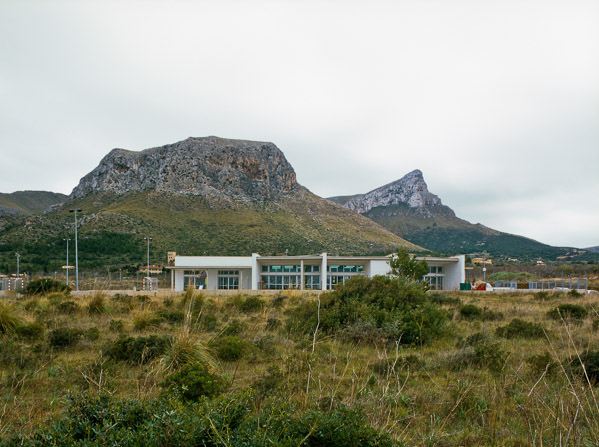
[217,270,239,290]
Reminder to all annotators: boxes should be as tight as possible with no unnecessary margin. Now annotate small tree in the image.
[389,248,429,284]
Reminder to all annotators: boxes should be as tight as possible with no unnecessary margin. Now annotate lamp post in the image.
[63,238,71,286]
[69,209,83,291]
[144,237,152,279]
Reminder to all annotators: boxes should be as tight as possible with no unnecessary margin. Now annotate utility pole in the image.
[144,237,152,279]
[63,238,71,286]
[69,209,83,291]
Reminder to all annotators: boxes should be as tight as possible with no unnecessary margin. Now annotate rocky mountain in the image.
[0,137,419,273]
[0,191,67,217]
[330,170,575,260]
[71,137,296,202]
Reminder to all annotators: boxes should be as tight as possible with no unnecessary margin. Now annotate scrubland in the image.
[0,280,598,446]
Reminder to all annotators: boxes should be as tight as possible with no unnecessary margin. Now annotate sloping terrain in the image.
[0,137,417,273]
[0,191,67,216]
[331,170,575,260]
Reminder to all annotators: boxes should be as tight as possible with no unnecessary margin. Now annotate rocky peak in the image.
[336,169,452,217]
[70,137,298,202]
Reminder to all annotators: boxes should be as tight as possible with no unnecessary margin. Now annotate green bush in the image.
[161,362,224,401]
[285,275,447,346]
[0,302,23,334]
[87,294,106,315]
[568,289,582,298]
[201,313,219,331]
[109,319,125,333]
[24,278,70,296]
[1,390,398,447]
[459,304,482,321]
[105,335,170,364]
[527,352,557,375]
[15,322,44,341]
[84,327,100,341]
[451,331,506,373]
[49,328,83,348]
[157,309,185,324]
[547,304,588,322]
[210,335,246,361]
[222,319,245,336]
[265,317,281,331]
[239,296,264,314]
[570,350,599,385]
[56,300,79,314]
[496,318,545,339]
[429,293,460,306]
[534,291,551,301]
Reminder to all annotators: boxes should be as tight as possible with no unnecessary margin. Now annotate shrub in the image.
[480,307,504,321]
[547,304,588,322]
[239,296,264,314]
[285,275,447,346]
[133,311,162,331]
[0,302,23,334]
[109,319,125,333]
[429,293,460,306]
[2,391,397,447]
[25,278,70,296]
[201,313,219,331]
[105,335,170,364]
[161,331,213,372]
[49,327,83,348]
[593,319,599,332]
[84,327,100,341]
[87,293,107,315]
[265,317,281,331]
[157,309,185,324]
[534,291,550,301]
[253,334,277,354]
[571,350,599,385]
[56,300,79,314]
[527,352,557,375]
[15,322,44,341]
[568,289,582,298]
[459,304,483,321]
[451,331,506,373]
[210,335,246,361]
[496,318,545,339]
[222,319,245,336]
[161,362,224,401]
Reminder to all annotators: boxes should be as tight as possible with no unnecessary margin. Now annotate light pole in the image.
[144,237,152,278]
[69,209,83,291]
[15,252,20,278]
[63,238,71,286]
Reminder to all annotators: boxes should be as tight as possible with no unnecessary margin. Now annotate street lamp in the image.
[144,237,152,279]
[63,238,71,286]
[69,209,83,291]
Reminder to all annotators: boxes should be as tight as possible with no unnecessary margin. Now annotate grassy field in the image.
[1,284,598,446]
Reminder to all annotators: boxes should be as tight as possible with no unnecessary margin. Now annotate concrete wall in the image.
[440,255,465,291]
[370,259,391,277]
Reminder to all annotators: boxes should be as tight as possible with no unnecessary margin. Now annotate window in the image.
[261,275,300,290]
[305,275,321,290]
[304,265,320,273]
[183,270,207,289]
[217,270,239,290]
[261,265,300,273]
[327,265,364,273]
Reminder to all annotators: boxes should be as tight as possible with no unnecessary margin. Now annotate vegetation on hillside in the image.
[1,280,598,445]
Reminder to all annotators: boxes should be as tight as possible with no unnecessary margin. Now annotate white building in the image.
[167,253,465,292]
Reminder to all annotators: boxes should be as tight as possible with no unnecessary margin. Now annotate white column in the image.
[300,259,305,290]
[321,253,328,290]
[251,253,259,290]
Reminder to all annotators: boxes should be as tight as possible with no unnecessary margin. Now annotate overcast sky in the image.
[1,0,598,248]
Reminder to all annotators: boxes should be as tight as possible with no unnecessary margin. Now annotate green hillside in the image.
[0,189,419,273]
[0,191,67,216]
[363,204,574,260]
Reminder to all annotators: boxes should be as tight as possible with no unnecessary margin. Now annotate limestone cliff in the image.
[70,137,298,202]
[329,170,454,218]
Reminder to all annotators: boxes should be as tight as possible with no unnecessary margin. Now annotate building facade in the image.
[168,253,465,292]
